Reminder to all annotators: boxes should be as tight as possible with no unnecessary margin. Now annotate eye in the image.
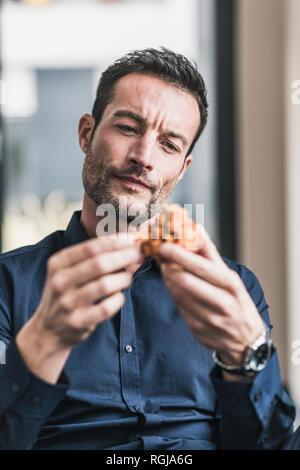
[116,124,138,135]
[162,141,180,153]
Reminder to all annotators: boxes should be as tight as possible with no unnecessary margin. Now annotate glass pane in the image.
[1,0,218,253]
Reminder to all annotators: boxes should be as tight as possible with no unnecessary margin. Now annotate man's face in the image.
[81,73,200,223]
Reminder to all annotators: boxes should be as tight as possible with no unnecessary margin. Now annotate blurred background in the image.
[0,0,300,423]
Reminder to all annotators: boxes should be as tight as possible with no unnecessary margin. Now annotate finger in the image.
[173,286,219,325]
[158,230,224,267]
[178,307,232,351]
[160,263,232,313]
[48,235,135,273]
[194,227,223,264]
[52,245,143,290]
[72,291,125,328]
[163,287,227,349]
[166,283,237,349]
[159,248,234,291]
[61,271,133,309]
[175,293,252,354]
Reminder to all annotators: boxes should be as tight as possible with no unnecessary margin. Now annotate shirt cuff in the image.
[210,349,283,422]
[0,339,69,419]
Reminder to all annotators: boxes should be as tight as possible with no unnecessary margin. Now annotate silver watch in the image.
[212,321,273,377]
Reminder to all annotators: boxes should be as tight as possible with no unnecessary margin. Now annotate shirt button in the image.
[32,395,41,404]
[11,382,20,393]
[125,344,133,353]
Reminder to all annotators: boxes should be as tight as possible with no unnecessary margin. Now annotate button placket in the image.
[119,288,142,413]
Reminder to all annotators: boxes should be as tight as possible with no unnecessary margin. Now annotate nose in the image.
[127,134,154,171]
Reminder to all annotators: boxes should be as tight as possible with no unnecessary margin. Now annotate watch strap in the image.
[212,321,273,377]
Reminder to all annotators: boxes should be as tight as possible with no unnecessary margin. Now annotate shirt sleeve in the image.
[0,339,68,450]
[0,268,68,450]
[210,263,296,450]
[282,425,300,449]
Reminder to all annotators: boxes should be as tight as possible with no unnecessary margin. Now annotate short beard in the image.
[81,145,173,226]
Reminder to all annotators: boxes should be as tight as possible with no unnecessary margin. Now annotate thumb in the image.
[196,225,224,265]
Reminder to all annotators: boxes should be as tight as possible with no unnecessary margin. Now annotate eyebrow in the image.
[113,110,144,124]
[112,109,188,147]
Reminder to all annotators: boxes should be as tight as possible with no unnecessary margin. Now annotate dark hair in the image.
[91,47,208,156]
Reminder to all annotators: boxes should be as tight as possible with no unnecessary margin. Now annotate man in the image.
[0,48,295,450]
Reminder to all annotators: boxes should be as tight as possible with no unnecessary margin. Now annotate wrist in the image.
[218,350,247,366]
[16,314,71,385]
[218,318,265,366]
[212,321,272,378]
[17,313,69,355]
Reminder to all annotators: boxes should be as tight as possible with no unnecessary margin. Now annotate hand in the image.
[16,236,143,383]
[158,229,264,366]
[34,236,143,348]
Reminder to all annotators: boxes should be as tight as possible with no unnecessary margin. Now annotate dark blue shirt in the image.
[0,211,295,450]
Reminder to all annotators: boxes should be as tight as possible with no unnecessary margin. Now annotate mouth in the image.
[114,175,151,192]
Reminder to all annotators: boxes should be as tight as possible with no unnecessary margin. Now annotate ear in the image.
[177,154,193,182]
[78,114,95,153]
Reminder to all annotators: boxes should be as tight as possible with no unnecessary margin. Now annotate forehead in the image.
[106,73,200,134]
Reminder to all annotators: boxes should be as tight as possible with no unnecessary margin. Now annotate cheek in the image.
[159,163,182,190]
[92,132,126,165]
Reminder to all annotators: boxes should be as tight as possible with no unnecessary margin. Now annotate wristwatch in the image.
[212,321,273,377]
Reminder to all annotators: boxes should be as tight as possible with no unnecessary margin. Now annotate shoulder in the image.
[222,256,270,323]
[0,230,65,279]
[223,257,262,290]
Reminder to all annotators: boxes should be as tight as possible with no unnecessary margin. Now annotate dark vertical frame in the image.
[215,0,237,260]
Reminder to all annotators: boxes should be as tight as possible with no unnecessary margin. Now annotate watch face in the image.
[249,343,270,371]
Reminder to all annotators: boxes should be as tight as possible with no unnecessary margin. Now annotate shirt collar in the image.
[63,210,90,247]
[63,210,158,274]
